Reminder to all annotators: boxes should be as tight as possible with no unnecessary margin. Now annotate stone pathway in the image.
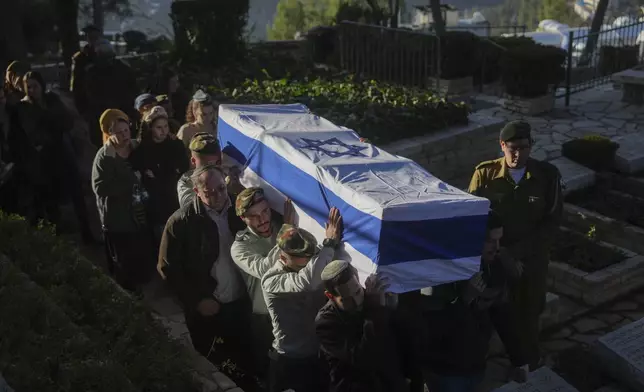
[475,86,644,163]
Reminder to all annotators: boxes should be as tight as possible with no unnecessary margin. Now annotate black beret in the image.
[500,120,531,142]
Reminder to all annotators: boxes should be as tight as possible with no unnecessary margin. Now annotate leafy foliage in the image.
[0,213,200,392]
[562,135,620,171]
[209,77,470,144]
[551,227,627,272]
[598,45,639,76]
[267,0,342,40]
[171,0,249,67]
[500,41,566,97]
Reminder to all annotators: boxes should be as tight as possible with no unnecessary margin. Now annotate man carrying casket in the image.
[231,187,296,377]
[262,210,343,392]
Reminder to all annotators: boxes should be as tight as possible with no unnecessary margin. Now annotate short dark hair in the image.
[323,265,357,296]
[487,210,503,231]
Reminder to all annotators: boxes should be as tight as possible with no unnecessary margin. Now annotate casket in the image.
[218,104,490,293]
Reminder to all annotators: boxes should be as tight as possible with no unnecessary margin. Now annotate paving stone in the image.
[548,327,573,340]
[594,313,624,325]
[594,384,630,392]
[594,317,644,392]
[212,372,237,390]
[0,374,15,392]
[625,311,644,322]
[550,157,595,195]
[570,333,603,345]
[543,339,578,352]
[612,301,639,311]
[613,133,644,173]
[573,318,608,334]
[491,366,579,392]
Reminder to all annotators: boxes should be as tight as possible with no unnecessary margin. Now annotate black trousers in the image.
[103,229,156,292]
[185,297,262,391]
[251,313,274,379]
[268,351,328,392]
[489,301,529,367]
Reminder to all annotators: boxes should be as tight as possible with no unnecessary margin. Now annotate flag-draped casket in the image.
[218,104,490,293]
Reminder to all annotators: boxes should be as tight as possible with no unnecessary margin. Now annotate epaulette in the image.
[474,158,502,171]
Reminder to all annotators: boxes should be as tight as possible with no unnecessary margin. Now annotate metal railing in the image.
[559,21,644,105]
[443,23,527,37]
[337,21,440,88]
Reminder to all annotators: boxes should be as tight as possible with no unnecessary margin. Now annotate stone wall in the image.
[382,113,506,189]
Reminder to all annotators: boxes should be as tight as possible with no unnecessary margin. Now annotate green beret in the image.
[235,187,266,216]
[277,224,318,258]
[189,133,221,155]
[500,120,532,142]
[321,260,352,282]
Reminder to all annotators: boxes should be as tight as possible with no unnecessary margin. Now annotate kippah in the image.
[321,260,351,282]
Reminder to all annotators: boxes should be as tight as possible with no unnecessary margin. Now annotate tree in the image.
[430,0,445,35]
[267,0,342,40]
[0,0,28,65]
[579,0,609,66]
[53,0,80,85]
[539,0,584,26]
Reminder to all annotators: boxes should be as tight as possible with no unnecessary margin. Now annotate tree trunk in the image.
[391,0,401,28]
[578,0,609,66]
[0,0,27,67]
[92,0,104,32]
[53,0,80,87]
[430,0,445,35]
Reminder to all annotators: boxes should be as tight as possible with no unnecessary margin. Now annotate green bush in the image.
[211,77,470,144]
[561,135,620,171]
[598,45,639,76]
[0,259,138,392]
[0,214,200,392]
[438,31,482,79]
[170,0,249,67]
[500,42,566,97]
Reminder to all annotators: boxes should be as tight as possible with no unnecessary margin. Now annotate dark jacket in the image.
[91,140,145,233]
[130,137,189,226]
[85,59,137,121]
[70,45,96,114]
[316,300,409,392]
[158,196,245,312]
[422,258,510,376]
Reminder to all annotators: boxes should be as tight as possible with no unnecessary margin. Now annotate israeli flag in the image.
[219,104,490,293]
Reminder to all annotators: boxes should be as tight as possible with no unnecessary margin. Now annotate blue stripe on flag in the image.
[219,117,487,265]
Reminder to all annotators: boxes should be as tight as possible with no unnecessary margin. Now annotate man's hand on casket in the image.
[325,207,343,241]
[283,199,296,226]
[365,273,390,307]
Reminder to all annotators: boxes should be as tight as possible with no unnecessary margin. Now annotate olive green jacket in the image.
[468,157,563,259]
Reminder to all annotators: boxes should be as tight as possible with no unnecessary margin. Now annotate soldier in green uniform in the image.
[468,120,563,374]
[70,24,101,116]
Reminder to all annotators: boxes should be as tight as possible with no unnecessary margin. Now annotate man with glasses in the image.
[158,164,260,391]
[468,120,563,381]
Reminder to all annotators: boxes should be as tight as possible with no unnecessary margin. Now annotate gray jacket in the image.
[261,245,335,358]
[231,222,282,315]
[177,169,194,208]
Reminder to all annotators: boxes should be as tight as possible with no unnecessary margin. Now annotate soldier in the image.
[70,24,101,116]
[231,187,295,378]
[262,213,342,392]
[468,120,562,376]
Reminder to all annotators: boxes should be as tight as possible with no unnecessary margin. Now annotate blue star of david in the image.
[299,137,368,158]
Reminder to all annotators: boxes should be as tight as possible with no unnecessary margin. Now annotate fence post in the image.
[565,30,574,107]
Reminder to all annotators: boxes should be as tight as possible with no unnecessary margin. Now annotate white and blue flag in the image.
[218,104,490,293]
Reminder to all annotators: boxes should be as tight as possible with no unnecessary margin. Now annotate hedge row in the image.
[0,213,200,392]
[0,259,138,392]
[210,77,470,144]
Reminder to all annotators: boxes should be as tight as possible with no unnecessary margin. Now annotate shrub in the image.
[0,259,138,392]
[211,77,470,144]
[438,31,482,80]
[561,135,620,171]
[0,214,201,392]
[500,42,566,97]
[474,36,537,85]
[598,45,639,76]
